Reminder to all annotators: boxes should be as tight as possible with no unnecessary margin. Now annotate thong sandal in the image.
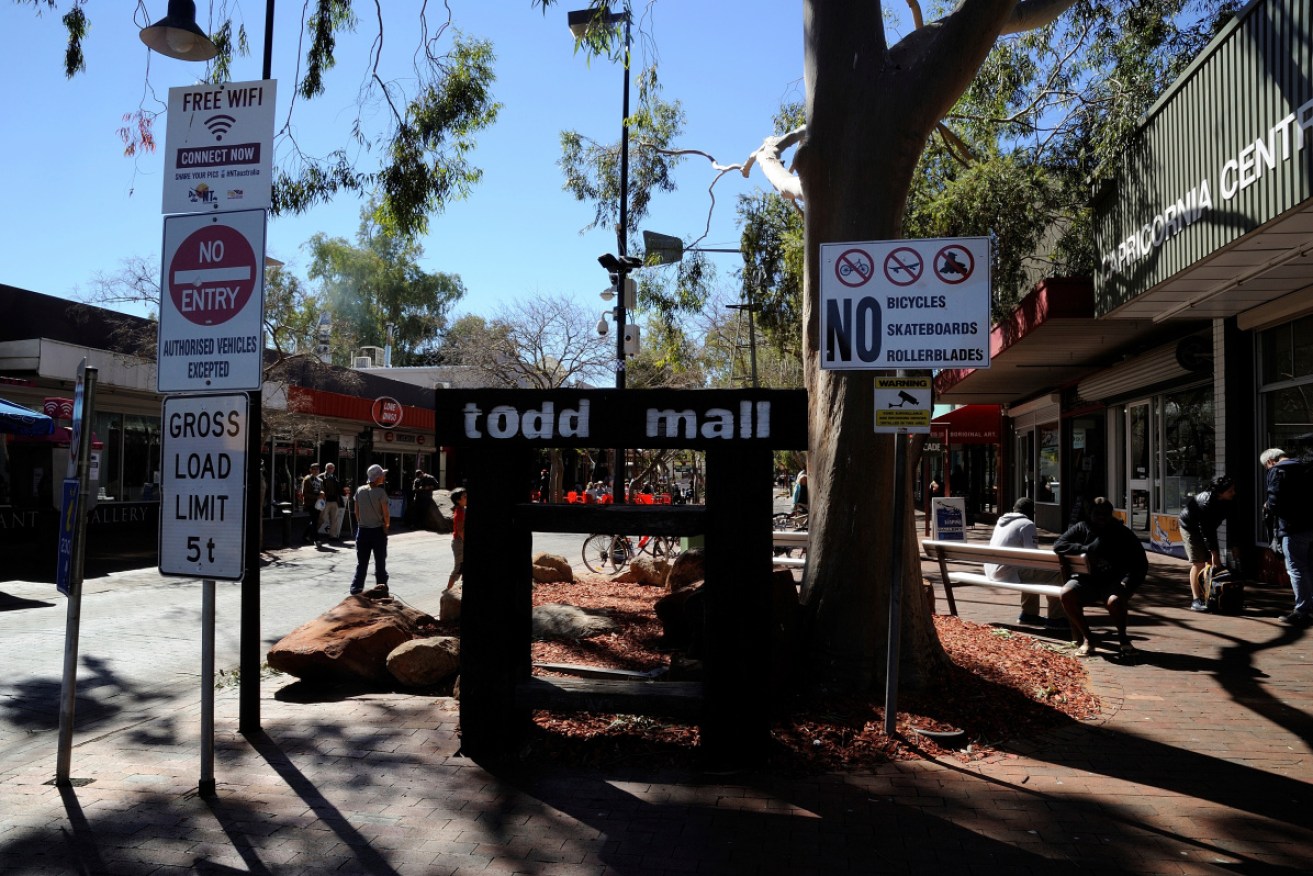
[1076,639,1095,657]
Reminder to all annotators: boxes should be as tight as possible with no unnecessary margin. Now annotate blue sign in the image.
[931,497,967,541]
[56,478,81,595]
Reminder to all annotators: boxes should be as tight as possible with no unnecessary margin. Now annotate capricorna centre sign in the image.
[1094,0,1313,313]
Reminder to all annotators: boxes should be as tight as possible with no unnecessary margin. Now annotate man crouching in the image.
[1054,497,1148,657]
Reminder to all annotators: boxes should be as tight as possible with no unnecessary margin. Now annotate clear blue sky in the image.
[0,2,836,324]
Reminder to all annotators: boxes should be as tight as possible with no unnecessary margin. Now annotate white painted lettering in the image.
[462,403,483,438]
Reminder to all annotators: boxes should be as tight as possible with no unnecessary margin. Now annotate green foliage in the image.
[738,190,803,357]
[900,0,1242,315]
[27,2,500,239]
[306,206,465,366]
[374,36,501,237]
[60,1,85,77]
[301,0,356,100]
[262,266,319,359]
[558,65,685,247]
[625,316,707,389]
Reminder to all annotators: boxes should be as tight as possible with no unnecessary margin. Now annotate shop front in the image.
[939,0,1313,581]
[0,285,444,579]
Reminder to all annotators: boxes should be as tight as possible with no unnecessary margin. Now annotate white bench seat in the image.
[922,539,1088,618]
[772,530,807,569]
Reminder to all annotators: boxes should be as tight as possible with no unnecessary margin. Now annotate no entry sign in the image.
[819,237,992,370]
[157,210,266,393]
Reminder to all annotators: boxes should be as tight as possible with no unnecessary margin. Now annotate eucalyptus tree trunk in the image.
[794,0,1055,690]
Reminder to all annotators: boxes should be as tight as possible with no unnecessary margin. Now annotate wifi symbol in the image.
[205,114,236,141]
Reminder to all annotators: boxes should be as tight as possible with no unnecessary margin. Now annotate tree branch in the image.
[1001,0,1079,36]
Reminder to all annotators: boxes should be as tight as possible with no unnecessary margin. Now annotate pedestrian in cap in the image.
[350,464,390,595]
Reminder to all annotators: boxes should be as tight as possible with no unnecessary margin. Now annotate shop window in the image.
[1017,430,1035,501]
[1161,386,1213,515]
[1261,313,1313,385]
[92,411,123,501]
[1263,385,1313,452]
[122,414,161,501]
[1037,424,1060,504]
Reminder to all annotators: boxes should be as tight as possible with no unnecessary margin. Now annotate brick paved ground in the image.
[1,522,1310,874]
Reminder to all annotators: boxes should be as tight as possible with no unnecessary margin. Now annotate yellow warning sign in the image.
[874,377,932,433]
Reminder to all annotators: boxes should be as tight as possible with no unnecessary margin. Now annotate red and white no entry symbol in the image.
[168,223,257,326]
[835,248,874,287]
[883,247,924,286]
[934,244,975,284]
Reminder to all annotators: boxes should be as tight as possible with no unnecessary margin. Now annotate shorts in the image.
[451,537,464,574]
[1181,528,1210,563]
[1065,575,1128,607]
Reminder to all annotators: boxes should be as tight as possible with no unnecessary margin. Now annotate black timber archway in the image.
[434,388,808,765]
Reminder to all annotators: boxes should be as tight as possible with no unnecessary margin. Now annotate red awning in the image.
[931,405,1001,445]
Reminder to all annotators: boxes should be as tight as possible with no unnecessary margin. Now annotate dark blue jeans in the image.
[351,526,388,593]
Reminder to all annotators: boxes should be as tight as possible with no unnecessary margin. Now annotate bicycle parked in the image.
[581,532,681,575]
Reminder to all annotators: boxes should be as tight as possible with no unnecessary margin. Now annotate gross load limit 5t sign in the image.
[819,238,991,370]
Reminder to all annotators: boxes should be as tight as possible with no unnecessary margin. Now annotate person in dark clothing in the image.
[1055,497,1148,657]
[1178,475,1236,611]
[1262,448,1312,626]
[409,469,438,527]
[300,463,324,548]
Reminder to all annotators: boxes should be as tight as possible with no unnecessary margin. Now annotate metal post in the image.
[884,363,910,737]
[240,0,274,736]
[55,365,97,785]
[200,578,216,796]
[611,12,631,505]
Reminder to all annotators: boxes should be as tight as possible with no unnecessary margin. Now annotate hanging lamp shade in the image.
[139,0,219,62]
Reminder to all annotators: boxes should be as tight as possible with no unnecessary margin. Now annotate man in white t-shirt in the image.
[985,497,1067,628]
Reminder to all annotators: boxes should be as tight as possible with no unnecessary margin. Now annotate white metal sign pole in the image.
[884,419,909,737]
[200,578,216,797]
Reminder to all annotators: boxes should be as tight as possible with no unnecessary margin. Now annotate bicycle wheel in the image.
[651,535,681,560]
[582,534,630,574]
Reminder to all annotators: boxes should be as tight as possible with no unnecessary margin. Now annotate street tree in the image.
[547,0,1243,692]
[306,206,465,366]
[440,296,613,500]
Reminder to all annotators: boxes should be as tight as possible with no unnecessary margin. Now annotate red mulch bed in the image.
[525,575,1100,771]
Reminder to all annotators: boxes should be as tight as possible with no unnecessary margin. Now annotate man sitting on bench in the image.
[1054,497,1147,657]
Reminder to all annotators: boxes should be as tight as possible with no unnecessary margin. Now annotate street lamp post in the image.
[569,4,632,503]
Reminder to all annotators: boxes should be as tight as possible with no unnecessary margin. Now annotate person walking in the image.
[318,462,345,543]
[1261,448,1312,626]
[1178,475,1236,612]
[446,487,467,590]
[350,464,390,595]
[300,463,324,548]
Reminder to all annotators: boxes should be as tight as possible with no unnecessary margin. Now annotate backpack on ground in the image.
[1203,564,1244,614]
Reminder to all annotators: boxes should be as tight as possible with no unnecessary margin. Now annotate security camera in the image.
[597,316,609,336]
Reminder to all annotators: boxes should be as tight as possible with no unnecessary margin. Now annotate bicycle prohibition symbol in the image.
[581,532,682,575]
[835,248,874,287]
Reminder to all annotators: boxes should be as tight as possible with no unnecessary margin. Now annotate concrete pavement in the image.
[2,521,1312,874]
